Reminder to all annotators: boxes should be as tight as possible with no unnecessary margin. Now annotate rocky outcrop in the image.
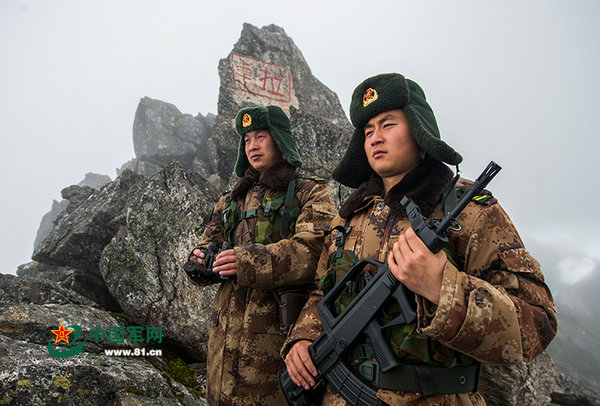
[0,273,208,406]
[16,261,121,311]
[26,160,221,362]
[100,161,221,361]
[552,373,600,406]
[32,170,143,271]
[480,352,557,405]
[212,23,353,190]
[5,161,219,405]
[33,173,112,251]
[121,97,217,179]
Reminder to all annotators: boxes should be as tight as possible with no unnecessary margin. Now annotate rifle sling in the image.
[280,178,297,239]
[355,360,480,397]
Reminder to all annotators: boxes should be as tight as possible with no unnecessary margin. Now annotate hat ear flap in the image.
[333,128,373,188]
[265,106,303,169]
[234,136,250,177]
[404,105,462,165]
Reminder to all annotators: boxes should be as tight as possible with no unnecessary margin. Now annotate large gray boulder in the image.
[29,160,220,362]
[33,173,112,251]
[288,106,354,203]
[32,169,143,271]
[100,161,221,361]
[128,97,217,179]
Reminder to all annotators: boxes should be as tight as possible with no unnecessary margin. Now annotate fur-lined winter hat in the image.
[333,73,462,188]
[233,105,303,177]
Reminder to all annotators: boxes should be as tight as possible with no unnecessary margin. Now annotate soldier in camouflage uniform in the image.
[283,73,557,405]
[188,105,337,405]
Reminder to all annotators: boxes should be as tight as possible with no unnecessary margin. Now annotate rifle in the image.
[279,161,501,406]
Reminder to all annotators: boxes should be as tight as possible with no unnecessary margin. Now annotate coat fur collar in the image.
[231,160,297,201]
[339,157,454,218]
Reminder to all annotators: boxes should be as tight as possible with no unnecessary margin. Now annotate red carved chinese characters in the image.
[230,53,292,103]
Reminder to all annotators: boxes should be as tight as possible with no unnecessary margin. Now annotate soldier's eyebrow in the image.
[364,114,397,130]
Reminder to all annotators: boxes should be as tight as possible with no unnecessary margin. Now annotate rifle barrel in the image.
[438,161,501,233]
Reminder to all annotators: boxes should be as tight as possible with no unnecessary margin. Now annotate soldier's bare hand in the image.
[191,249,205,265]
[213,249,238,276]
[285,340,317,390]
[388,227,446,304]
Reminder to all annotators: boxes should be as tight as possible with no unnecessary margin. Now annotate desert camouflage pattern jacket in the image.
[283,158,557,406]
[191,161,336,406]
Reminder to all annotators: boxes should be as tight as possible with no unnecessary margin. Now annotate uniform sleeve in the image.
[416,202,558,365]
[186,194,227,286]
[281,219,340,356]
[235,181,337,289]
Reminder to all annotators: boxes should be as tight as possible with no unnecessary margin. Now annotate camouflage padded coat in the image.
[283,158,557,406]
[191,161,337,406]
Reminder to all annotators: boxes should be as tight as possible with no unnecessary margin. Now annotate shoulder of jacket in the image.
[297,175,327,184]
[293,176,330,199]
[221,190,232,201]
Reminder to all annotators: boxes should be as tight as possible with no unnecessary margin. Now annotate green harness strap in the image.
[279,178,297,239]
[221,177,305,245]
[442,173,460,218]
[222,193,238,244]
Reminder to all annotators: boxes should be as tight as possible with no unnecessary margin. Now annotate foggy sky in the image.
[1,0,599,285]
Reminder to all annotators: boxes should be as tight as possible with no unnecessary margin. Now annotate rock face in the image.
[0,274,208,406]
[28,160,221,362]
[100,162,221,361]
[33,199,69,251]
[32,170,143,271]
[211,23,353,190]
[17,261,121,312]
[125,97,217,179]
[480,352,558,405]
[33,173,112,251]
[6,22,599,406]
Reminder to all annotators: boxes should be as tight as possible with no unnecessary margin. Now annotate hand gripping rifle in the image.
[279,161,501,406]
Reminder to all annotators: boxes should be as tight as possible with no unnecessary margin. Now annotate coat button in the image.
[525,257,533,267]
[475,294,487,308]
[259,256,267,265]
[376,202,385,211]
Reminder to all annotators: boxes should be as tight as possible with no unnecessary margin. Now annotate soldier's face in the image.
[363,109,421,183]
[244,130,283,174]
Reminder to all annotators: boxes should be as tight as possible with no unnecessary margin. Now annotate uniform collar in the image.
[231,160,297,201]
[339,157,454,218]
